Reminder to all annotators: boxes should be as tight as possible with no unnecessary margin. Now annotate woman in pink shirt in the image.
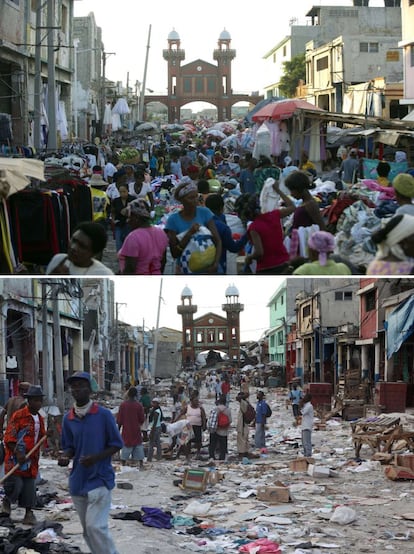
[118,200,168,275]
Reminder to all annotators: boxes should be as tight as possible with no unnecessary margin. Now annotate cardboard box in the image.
[397,454,414,472]
[385,464,414,481]
[256,481,290,503]
[307,464,331,478]
[289,457,314,472]
[182,468,209,492]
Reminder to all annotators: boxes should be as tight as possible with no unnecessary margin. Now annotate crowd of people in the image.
[0,370,315,554]
[38,135,414,276]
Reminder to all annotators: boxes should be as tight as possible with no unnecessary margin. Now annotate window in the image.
[208,329,214,343]
[283,45,287,57]
[278,331,284,345]
[218,331,225,342]
[207,77,216,93]
[196,331,203,343]
[360,42,379,53]
[365,290,376,312]
[195,77,204,93]
[411,45,414,68]
[302,305,311,318]
[185,329,191,346]
[316,56,329,71]
[335,291,353,301]
[183,78,191,94]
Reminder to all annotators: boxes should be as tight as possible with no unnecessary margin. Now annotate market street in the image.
[8,382,414,554]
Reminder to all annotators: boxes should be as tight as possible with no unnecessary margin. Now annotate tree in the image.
[279,54,306,99]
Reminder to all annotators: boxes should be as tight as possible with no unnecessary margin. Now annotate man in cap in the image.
[58,372,122,554]
[1,385,46,524]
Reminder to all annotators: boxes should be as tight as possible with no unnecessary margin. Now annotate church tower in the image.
[213,29,236,120]
[221,284,244,367]
[163,29,185,122]
[177,285,197,369]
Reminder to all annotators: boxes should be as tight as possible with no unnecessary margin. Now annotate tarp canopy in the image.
[386,296,414,359]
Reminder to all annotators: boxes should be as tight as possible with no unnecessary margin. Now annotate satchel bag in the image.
[178,226,216,274]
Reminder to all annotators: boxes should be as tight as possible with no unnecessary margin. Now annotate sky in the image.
[73,0,386,101]
[113,276,285,342]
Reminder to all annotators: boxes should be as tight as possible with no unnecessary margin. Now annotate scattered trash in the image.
[329,506,357,525]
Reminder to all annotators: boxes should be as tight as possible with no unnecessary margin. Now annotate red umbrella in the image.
[252,99,324,123]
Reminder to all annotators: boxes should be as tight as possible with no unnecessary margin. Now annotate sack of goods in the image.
[178,226,216,274]
[217,410,230,429]
[243,403,256,424]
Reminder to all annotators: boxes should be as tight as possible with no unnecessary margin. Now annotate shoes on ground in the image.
[1,498,10,516]
[22,510,37,525]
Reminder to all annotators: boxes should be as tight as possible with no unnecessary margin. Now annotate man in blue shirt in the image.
[255,391,271,449]
[58,372,123,554]
[289,384,303,420]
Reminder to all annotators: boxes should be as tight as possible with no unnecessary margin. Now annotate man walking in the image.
[254,391,271,449]
[117,386,145,469]
[289,384,303,421]
[2,385,46,524]
[300,393,314,458]
[58,372,123,554]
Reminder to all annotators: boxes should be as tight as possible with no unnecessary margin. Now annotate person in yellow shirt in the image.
[300,151,317,178]
[376,161,391,187]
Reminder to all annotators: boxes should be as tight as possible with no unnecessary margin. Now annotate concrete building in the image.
[263,3,403,117]
[0,0,74,148]
[399,0,414,120]
[72,13,103,140]
[263,27,318,99]
[0,279,84,409]
[266,278,326,370]
[81,279,115,391]
[305,4,403,115]
[294,279,360,385]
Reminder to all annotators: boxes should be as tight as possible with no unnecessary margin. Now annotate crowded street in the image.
[2,378,413,554]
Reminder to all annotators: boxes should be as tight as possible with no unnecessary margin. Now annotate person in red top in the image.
[117,386,145,468]
[221,375,231,405]
[235,182,296,274]
[1,385,46,525]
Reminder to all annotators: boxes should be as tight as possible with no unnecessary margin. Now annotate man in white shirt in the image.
[300,393,314,457]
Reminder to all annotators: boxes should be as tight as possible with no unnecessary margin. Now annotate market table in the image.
[350,414,414,458]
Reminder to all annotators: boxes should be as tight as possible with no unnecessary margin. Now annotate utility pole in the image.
[114,302,126,386]
[42,282,53,405]
[33,0,42,151]
[52,284,64,413]
[47,0,57,150]
[152,278,163,381]
[139,24,152,121]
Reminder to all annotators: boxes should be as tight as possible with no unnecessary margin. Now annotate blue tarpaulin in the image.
[386,296,414,359]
